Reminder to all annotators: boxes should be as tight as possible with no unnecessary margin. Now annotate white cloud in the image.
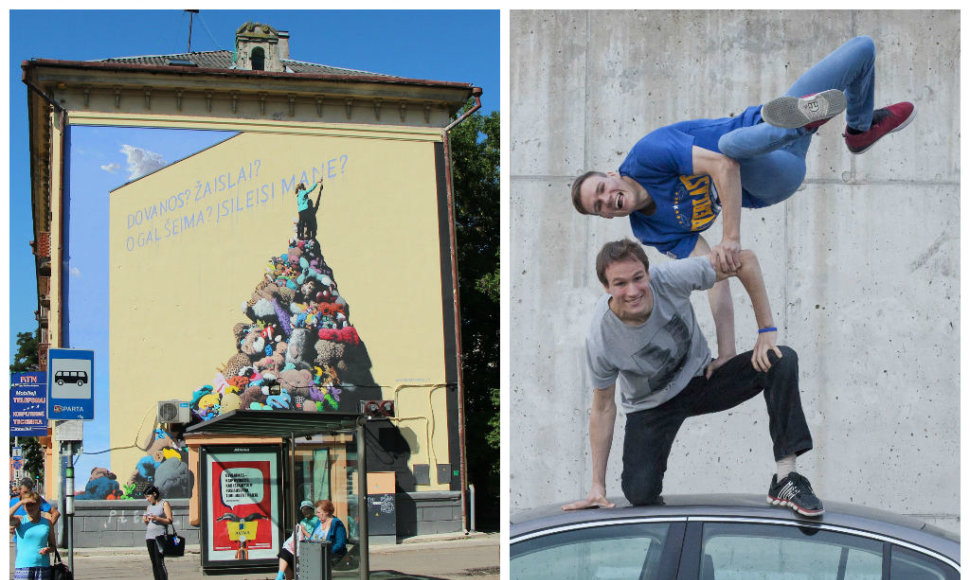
[70,267,81,278]
[120,144,166,180]
[100,162,121,174]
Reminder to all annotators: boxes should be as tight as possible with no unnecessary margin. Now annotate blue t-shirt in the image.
[14,517,51,569]
[619,105,762,259]
[297,183,320,212]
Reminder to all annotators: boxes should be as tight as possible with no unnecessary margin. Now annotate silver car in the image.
[511,494,959,580]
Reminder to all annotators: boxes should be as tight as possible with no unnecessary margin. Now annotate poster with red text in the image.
[203,448,280,564]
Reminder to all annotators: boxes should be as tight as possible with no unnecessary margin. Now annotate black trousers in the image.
[621,346,813,506]
[146,539,168,580]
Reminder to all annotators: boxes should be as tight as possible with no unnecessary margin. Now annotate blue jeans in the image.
[718,35,876,208]
[620,347,813,506]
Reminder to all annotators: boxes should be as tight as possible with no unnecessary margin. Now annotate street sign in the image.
[10,372,48,436]
[47,349,95,420]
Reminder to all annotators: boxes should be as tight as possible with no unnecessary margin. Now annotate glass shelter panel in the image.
[292,433,361,578]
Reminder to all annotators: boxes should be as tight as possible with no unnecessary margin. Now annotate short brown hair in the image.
[315,499,335,516]
[595,239,650,286]
[570,171,606,215]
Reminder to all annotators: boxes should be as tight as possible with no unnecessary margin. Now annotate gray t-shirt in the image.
[586,256,716,413]
[145,501,169,540]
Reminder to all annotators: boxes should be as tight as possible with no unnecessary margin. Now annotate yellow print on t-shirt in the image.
[679,174,718,231]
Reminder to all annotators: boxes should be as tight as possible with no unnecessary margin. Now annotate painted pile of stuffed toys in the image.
[188,228,371,420]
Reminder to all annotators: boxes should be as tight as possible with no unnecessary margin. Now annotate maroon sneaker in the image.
[844,102,916,154]
[761,89,847,130]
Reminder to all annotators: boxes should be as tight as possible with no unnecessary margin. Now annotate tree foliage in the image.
[450,101,499,527]
[21,437,45,485]
[10,326,45,484]
[10,329,40,372]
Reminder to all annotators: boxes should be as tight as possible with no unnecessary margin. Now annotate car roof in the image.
[512,494,959,563]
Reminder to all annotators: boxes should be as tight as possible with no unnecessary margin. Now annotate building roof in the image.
[98,50,394,78]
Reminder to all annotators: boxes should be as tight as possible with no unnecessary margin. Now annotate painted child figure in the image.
[295,179,323,239]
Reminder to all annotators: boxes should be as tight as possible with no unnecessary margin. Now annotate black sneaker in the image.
[767,471,824,517]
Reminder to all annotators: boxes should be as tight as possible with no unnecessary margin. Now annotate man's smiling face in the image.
[603,257,654,324]
[578,172,643,218]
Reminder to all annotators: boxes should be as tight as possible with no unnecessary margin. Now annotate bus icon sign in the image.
[48,349,95,420]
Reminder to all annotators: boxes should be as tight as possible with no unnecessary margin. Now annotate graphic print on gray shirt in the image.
[586,257,716,413]
[632,314,692,393]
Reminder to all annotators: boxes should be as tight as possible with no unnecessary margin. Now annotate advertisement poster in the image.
[10,372,48,436]
[203,447,280,565]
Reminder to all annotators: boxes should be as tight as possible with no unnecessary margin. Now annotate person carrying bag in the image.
[142,485,173,580]
[155,521,186,557]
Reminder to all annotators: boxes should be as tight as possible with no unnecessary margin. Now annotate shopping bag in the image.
[156,523,186,557]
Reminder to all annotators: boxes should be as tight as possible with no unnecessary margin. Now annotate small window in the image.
[512,522,675,580]
[890,545,959,580]
[251,47,265,71]
[701,522,884,580]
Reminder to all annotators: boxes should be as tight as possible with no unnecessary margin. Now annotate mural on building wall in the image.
[123,173,381,498]
[185,178,375,418]
[70,127,445,499]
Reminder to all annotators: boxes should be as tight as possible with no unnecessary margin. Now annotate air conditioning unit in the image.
[157,400,191,424]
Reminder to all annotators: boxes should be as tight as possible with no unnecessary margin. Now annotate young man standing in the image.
[563,239,822,516]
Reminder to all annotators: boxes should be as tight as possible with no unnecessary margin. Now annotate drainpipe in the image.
[441,87,482,533]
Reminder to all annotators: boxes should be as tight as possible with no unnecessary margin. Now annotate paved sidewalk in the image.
[9,532,500,579]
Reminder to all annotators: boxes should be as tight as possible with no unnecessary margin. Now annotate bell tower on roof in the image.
[234,22,289,72]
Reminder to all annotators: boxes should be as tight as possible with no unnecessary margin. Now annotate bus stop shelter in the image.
[185,409,369,579]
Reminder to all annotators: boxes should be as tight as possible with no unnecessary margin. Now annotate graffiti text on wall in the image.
[123,155,349,253]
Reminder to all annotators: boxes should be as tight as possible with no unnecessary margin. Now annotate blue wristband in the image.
[758,326,777,334]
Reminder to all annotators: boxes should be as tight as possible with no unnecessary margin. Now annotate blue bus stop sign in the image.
[47,348,95,420]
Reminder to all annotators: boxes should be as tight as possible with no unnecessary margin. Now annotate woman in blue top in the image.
[10,491,55,580]
[313,499,348,562]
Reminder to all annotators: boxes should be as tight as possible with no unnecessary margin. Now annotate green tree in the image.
[20,437,45,485]
[11,325,45,484]
[10,329,40,372]
[450,101,499,529]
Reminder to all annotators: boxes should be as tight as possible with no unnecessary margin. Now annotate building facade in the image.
[23,21,480,544]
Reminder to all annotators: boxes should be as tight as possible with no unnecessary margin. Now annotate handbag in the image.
[156,522,186,557]
[52,546,74,580]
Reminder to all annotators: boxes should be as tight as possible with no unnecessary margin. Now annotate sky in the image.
[6,9,499,481]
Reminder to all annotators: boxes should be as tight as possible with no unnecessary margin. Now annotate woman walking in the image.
[142,485,173,580]
[10,491,55,580]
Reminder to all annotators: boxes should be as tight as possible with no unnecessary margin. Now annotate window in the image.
[890,545,959,580]
[701,522,883,580]
[251,47,265,71]
[511,522,675,580]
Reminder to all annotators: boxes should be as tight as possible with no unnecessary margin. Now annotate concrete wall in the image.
[510,11,960,532]
[67,492,460,548]
[69,499,198,548]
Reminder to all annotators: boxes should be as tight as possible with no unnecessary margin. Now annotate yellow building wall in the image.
[107,129,452,485]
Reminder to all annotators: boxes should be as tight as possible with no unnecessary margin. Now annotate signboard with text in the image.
[10,372,48,436]
[47,349,95,420]
[201,446,281,568]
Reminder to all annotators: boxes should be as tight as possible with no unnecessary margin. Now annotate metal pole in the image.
[186,10,199,53]
[289,434,298,575]
[63,443,75,572]
[468,484,476,533]
[441,87,482,533]
[356,421,368,580]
